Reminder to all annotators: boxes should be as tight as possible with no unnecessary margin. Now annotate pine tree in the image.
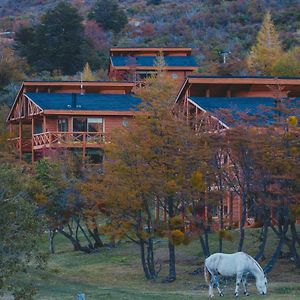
[82,62,95,81]
[247,12,283,75]
[88,0,128,33]
[15,2,91,75]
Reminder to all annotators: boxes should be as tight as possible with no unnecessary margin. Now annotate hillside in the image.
[0,0,299,75]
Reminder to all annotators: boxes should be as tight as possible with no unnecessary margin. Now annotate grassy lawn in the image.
[18,227,300,299]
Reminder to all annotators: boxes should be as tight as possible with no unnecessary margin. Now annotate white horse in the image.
[204,252,267,297]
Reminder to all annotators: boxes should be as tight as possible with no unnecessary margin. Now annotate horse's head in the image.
[256,274,267,295]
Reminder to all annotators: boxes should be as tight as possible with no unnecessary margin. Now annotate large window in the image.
[73,117,104,132]
[73,117,87,132]
[58,119,68,132]
[87,118,104,132]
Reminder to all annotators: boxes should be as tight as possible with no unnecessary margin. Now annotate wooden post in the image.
[82,132,86,164]
[32,118,34,163]
[19,120,22,161]
[43,115,46,132]
[206,88,210,97]
[9,123,12,137]
[226,88,232,97]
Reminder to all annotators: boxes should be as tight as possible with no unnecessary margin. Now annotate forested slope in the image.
[0,0,299,70]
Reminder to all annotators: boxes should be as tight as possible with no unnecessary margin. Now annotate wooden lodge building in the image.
[175,76,300,226]
[7,81,142,163]
[6,46,300,229]
[108,47,198,82]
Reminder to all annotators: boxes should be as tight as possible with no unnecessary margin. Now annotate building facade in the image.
[108,47,198,82]
[7,81,142,163]
[175,76,300,227]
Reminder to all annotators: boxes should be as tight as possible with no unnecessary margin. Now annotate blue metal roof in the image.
[111,56,197,67]
[25,93,141,111]
[189,97,299,126]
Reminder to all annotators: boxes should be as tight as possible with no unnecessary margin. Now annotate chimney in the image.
[72,93,77,108]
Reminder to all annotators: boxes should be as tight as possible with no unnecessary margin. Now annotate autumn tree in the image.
[247,12,283,75]
[0,43,26,91]
[82,62,95,81]
[272,46,300,77]
[34,154,104,254]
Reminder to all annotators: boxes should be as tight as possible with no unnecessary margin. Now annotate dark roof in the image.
[25,93,141,111]
[111,56,197,68]
[187,76,300,79]
[189,97,300,126]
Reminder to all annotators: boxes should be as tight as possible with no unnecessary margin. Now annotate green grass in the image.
[19,227,300,299]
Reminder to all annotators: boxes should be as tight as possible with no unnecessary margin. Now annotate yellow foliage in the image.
[166,179,177,194]
[82,62,95,81]
[219,229,234,242]
[190,171,206,192]
[287,116,298,127]
[35,193,48,205]
[291,205,300,222]
[170,215,184,230]
[170,229,185,246]
[247,12,283,75]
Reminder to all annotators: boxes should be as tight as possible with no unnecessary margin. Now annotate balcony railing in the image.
[32,132,107,149]
[8,137,32,152]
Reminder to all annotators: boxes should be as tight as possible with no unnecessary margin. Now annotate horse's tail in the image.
[204,261,211,284]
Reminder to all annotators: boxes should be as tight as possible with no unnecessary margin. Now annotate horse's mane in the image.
[245,253,264,275]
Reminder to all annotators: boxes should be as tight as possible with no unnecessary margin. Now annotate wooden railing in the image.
[8,137,32,151]
[32,132,107,148]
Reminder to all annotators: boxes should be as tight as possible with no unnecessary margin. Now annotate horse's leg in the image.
[214,275,224,297]
[242,275,249,296]
[234,273,243,297]
[208,279,214,298]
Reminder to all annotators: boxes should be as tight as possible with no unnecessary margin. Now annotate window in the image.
[73,117,87,132]
[87,118,103,132]
[58,119,68,132]
[34,121,43,134]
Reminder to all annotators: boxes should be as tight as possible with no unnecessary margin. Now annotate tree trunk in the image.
[58,228,92,253]
[167,196,176,281]
[140,239,151,279]
[168,240,176,280]
[219,195,224,253]
[238,195,247,252]
[199,235,209,258]
[255,208,269,261]
[48,229,56,254]
[88,227,104,248]
[264,215,289,273]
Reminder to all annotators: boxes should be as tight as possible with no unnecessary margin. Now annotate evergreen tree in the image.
[247,12,283,76]
[15,2,90,74]
[147,0,162,5]
[88,0,128,33]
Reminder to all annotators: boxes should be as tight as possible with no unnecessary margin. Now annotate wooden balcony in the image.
[32,132,107,150]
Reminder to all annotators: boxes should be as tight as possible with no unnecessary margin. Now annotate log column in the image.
[19,120,22,161]
[32,118,35,163]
